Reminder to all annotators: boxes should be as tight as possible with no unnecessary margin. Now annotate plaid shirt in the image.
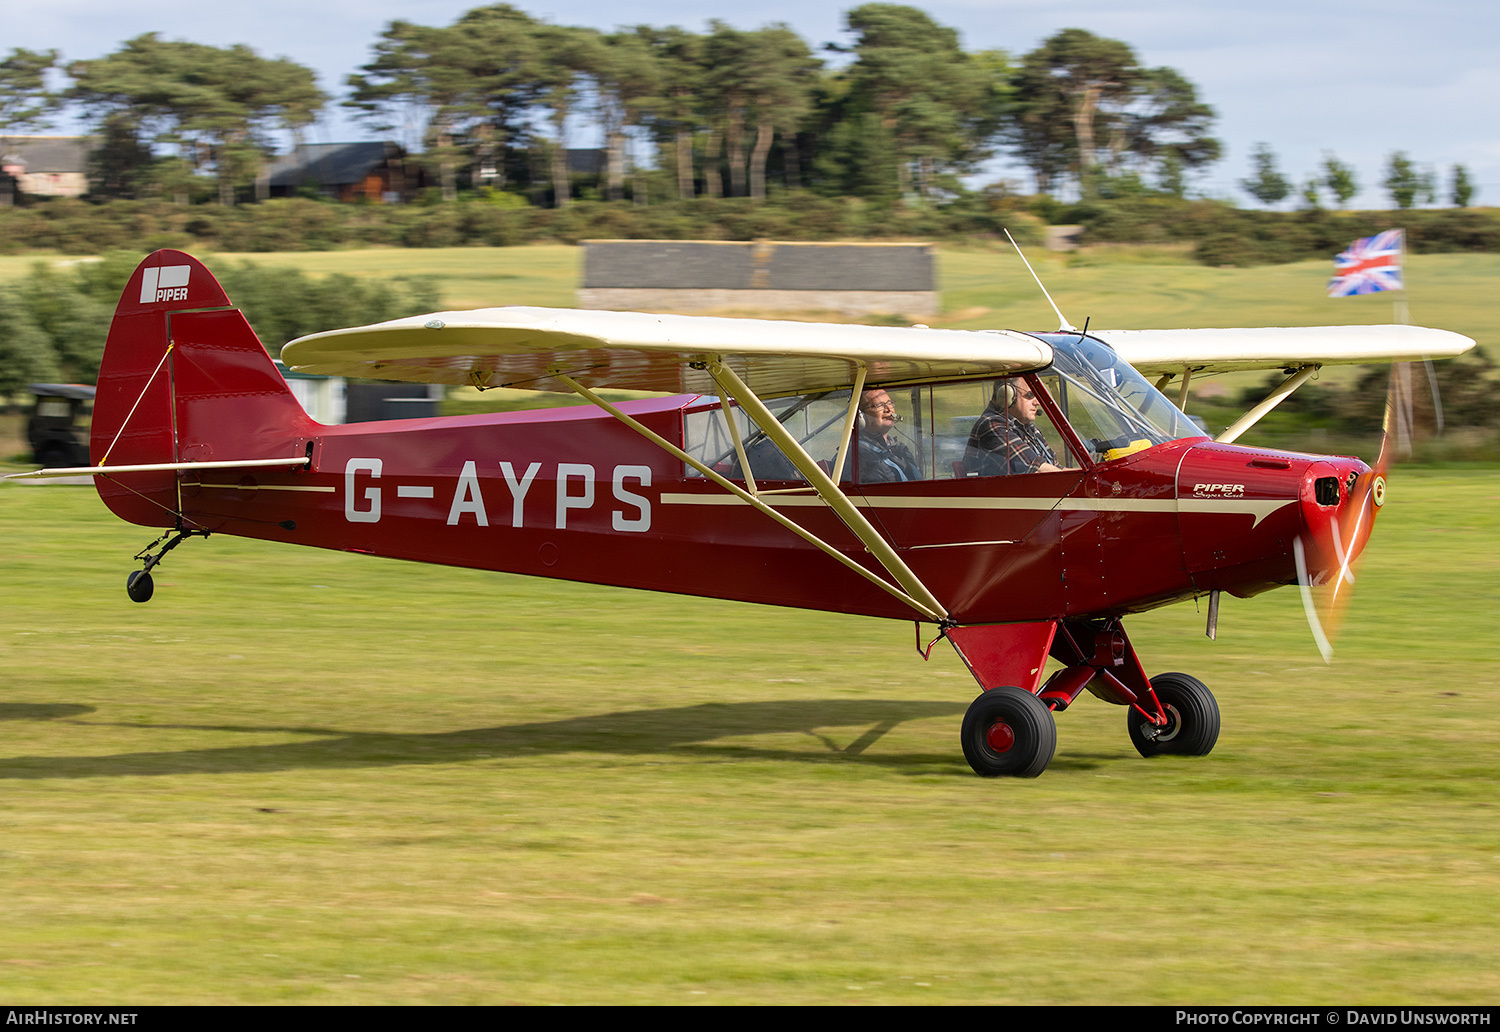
[963,408,1056,476]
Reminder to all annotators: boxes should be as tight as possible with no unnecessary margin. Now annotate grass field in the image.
[2,469,1498,1004]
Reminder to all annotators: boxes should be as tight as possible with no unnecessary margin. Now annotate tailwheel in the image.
[126,570,154,603]
[960,686,1057,778]
[1128,672,1220,758]
[125,527,210,603]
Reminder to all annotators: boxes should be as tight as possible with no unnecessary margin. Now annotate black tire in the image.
[960,686,1057,778]
[126,570,154,604]
[1128,672,1219,757]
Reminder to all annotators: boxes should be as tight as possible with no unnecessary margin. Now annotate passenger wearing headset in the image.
[855,388,921,483]
[963,378,1063,476]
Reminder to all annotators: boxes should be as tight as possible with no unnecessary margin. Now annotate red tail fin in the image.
[92,250,319,527]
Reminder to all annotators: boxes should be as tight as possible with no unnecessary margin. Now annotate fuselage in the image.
[105,393,1364,625]
[84,261,1371,628]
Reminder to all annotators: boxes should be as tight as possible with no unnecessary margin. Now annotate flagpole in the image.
[1393,227,1409,325]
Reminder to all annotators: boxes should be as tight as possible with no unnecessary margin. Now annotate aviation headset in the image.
[993,379,1021,409]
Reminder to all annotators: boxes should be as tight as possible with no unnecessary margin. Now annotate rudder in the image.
[92,250,319,527]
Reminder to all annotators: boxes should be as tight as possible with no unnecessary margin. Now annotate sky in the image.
[8,0,1498,209]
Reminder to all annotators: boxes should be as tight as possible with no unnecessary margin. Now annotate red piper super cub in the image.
[9,250,1476,777]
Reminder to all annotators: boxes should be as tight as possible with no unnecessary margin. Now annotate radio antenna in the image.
[1005,227,1077,332]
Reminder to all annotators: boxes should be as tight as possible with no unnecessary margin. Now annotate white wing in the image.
[282,308,1477,396]
[280,307,1053,397]
[1091,324,1475,376]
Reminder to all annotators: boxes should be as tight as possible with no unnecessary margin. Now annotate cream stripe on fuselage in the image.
[661,492,1292,528]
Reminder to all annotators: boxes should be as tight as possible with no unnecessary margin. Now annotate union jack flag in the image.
[1328,229,1404,297]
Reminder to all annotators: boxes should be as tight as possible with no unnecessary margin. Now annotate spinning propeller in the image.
[1292,363,1419,662]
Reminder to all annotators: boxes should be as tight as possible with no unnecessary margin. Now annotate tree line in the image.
[1,4,1222,208]
[0,254,440,397]
[1240,144,1476,211]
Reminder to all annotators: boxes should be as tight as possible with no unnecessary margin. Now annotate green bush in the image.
[0,282,61,392]
[0,253,443,390]
[214,262,442,345]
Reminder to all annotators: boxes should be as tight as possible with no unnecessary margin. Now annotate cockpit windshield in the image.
[1035,333,1205,457]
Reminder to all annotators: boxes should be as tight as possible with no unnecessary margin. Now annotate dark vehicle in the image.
[27,384,95,468]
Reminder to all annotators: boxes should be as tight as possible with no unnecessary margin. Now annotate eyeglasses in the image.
[861,399,896,412]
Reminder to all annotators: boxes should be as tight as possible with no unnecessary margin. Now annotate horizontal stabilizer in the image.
[6,457,311,480]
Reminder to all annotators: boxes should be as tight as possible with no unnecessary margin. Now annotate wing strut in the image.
[706,361,949,622]
[718,394,758,496]
[552,372,947,622]
[1216,365,1321,445]
[830,361,868,483]
[1176,368,1194,409]
[1153,368,1196,410]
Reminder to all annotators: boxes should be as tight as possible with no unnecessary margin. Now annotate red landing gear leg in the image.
[1047,619,1220,759]
[946,622,1059,778]
[943,619,1221,777]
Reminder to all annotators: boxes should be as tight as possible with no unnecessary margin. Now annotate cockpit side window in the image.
[684,379,1096,484]
[938,378,1081,478]
[847,385,929,484]
[683,391,852,482]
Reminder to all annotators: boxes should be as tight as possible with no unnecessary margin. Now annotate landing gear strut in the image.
[127,527,209,603]
[943,619,1220,777]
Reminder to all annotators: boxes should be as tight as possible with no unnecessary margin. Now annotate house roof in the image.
[0,136,96,173]
[265,142,397,188]
[566,148,605,174]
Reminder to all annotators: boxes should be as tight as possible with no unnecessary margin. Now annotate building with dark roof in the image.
[263,142,419,202]
[579,240,940,318]
[0,136,95,199]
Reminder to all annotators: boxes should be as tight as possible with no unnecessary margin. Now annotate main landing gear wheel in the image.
[1128,672,1220,758]
[961,686,1057,778]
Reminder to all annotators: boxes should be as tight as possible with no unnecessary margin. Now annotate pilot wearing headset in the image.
[855,388,921,483]
[963,378,1064,476]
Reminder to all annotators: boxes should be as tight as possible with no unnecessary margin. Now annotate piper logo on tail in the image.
[139,265,192,304]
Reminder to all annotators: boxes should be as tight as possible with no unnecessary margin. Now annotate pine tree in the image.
[1321,153,1358,208]
[1384,151,1421,209]
[1451,164,1474,207]
[1240,142,1290,207]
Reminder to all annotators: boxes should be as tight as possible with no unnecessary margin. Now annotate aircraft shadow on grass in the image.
[1,704,95,721]
[0,699,1024,780]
